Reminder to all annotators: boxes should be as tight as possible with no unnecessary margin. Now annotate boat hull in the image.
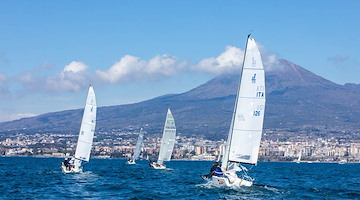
[210,172,253,187]
[127,160,136,164]
[61,163,82,173]
[149,162,166,169]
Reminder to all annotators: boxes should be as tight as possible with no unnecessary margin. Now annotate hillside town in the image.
[1,129,359,163]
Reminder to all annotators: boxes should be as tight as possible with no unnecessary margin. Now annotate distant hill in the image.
[1,59,360,140]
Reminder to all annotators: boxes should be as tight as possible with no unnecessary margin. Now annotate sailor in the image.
[63,158,68,165]
[148,159,153,167]
[62,158,68,169]
[214,163,223,177]
[68,158,75,170]
[63,158,71,170]
[201,162,218,179]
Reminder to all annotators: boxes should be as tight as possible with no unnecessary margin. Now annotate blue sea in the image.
[0,157,359,199]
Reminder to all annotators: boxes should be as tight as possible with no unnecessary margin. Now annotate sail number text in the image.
[256,85,265,98]
[253,111,261,116]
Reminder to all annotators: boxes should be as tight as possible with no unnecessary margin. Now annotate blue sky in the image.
[0,0,359,122]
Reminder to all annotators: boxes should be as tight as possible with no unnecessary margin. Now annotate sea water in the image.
[0,157,359,199]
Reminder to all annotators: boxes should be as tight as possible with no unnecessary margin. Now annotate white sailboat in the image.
[150,108,176,169]
[209,34,266,187]
[61,85,97,173]
[127,128,145,164]
[296,151,302,163]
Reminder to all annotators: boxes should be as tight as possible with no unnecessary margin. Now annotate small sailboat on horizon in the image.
[127,128,145,164]
[205,34,266,187]
[149,108,176,170]
[296,151,302,163]
[61,85,97,173]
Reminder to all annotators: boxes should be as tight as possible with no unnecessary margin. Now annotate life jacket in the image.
[214,166,223,176]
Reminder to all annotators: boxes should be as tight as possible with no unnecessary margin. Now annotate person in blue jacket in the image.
[201,162,218,179]
[214,163,223,177]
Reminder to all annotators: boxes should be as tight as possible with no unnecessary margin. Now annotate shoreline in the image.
[1,155,359,164]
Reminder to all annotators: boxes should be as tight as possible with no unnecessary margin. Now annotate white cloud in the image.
[191,43,284,74]
[96,54,185,83]
[261,52,282,72]
[191,46,244,74]
[45,61,90,92]
[17,61,91,92]
[0,113,37,122]
[64,61,88,73]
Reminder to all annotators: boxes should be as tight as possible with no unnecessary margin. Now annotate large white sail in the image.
[132,128,145,161]
[74,86,97,162]
[157,108,176,164]
[223,36,266,167]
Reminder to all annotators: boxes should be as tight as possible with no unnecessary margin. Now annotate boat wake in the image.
[196,181,288,200]
[197,181,283,193]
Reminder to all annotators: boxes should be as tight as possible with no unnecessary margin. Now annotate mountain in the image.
[1,59,360,140]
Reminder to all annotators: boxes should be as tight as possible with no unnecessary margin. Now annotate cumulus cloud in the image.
[64,61,88,73]
[45,61,90,91]
[191,46,244,74]
[258,45,282,72]
[191,45,282,74]
[15,54,187,93]
[17,61,92,92]
[96,54,185,83]
[0,113,38,122]
[327,55,348,63]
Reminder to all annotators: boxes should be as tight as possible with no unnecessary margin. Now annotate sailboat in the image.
[149,108,176,169]
[296,151,302,163]
[127,128,145,164]
[209,34,266,187]
[61,85,97,173]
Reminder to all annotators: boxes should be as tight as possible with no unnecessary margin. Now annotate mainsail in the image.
[157,108,176,165]
[132,128,145,161]
[74,86,97,162]
[222,35,266,168]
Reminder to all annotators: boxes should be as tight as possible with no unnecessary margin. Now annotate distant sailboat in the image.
[150,108,176,169]
[296,151,302,163]
[61,85,97,173]
[208,34,266,187]
[338,159,347,164]
[127,128,145,164]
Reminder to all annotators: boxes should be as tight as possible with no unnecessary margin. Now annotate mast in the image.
[223,34,251,170]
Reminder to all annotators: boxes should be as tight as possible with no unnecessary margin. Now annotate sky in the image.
[0,0,359,122]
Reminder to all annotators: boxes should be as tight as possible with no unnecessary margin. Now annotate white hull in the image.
[149,162,166,169]
[61,162,82,173]
[127,160,136,164]
[210,172,253,187]
[339,160,347,164]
